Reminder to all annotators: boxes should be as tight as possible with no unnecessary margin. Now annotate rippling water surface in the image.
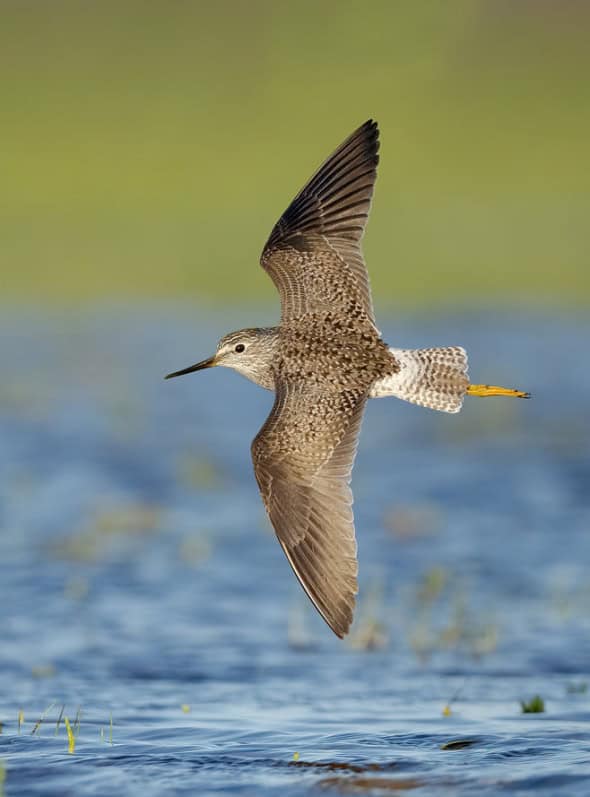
[1,307,589,796]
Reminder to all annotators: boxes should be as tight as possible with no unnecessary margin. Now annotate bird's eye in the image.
[235,344,245,353]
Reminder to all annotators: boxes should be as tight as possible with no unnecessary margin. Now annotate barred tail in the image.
[370,346,469,413]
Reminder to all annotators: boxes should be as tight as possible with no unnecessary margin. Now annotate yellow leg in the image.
[467,384,530,399]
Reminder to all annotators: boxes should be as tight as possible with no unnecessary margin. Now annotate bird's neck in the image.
[242,326,280,392]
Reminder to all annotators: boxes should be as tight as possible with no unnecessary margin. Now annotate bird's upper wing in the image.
[261,120,380,326]
[251,382,367,638]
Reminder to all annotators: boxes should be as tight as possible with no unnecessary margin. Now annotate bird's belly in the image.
[277,315,393,390]
[278,342,393,391]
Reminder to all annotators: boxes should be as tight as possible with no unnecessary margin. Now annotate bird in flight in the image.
[166,120,529,638]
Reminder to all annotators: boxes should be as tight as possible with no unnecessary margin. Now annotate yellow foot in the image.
[467,384,530,399]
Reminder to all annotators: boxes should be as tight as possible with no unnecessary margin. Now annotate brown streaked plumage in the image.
[165,120,529,638]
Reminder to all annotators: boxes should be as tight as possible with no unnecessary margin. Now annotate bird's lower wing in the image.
[251,385,367,638]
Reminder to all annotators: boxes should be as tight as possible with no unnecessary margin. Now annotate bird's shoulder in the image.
[279,310,378,341]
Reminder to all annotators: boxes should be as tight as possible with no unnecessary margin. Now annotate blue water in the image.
[1,306,589,796]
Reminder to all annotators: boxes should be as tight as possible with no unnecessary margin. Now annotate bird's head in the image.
[165,327,278,389]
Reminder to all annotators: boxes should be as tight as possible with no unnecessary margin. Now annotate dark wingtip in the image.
[359,118,380,163]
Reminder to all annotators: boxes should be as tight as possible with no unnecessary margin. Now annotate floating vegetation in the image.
[406,566,499,663]
[441,683,465,718]
[348,617,388,651]
[64,717,76,754]
[31,664,56,679]
[318,775,423,792]
[289,760,384,773]
[100,714,114,745]
[348,580,389,651]
[408,620,437,663]
[440,739,478,751]
[100,716,114,744]
[549,573,590,622]
[31,703,55,736]
[63,576,90,601]
[383,504,440,540]
[178,535,211,568]
[178,454,224,490]
[49,502,161,562]
[468,623,499,660]
[5,704,116,752]
[566,682,588,694]
[73,707,82,737]
[55,706,64,736]
[416,566,449,607]
[520,695,545,713]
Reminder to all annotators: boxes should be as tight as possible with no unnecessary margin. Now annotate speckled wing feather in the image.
[251,385,367,638]
[261,120,380,325]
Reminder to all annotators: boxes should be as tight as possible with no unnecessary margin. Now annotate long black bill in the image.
[164,356,216,380]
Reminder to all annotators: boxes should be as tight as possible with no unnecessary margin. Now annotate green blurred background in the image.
[2,0,588,309]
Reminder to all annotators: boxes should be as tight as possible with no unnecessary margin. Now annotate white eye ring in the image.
[234,344,245,353]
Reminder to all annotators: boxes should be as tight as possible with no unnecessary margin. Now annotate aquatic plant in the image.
[520,695,545,713]
[64,717,76,754]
